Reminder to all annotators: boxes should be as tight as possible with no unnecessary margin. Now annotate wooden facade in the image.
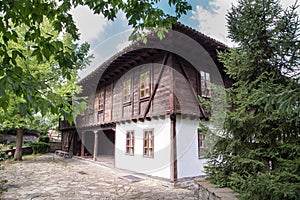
[59,22,231,181]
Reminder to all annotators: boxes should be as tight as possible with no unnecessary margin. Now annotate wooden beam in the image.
[176,56,208,120]
[170,54,175,113]
[81,133,85,157]
[93,132,98,161]
[170,114,177,182]
[143,53,169,119]
[110,82,113,121]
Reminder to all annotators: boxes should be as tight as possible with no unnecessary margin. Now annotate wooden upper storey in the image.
[73,23,231,129]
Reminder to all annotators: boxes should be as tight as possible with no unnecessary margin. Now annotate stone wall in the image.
[0,134,39,144]
[195,178,239,200]
[48,142,62,153]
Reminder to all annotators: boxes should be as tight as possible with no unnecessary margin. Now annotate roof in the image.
[78,22,228,89]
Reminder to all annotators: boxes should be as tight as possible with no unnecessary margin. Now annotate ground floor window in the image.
[143,129,154,158]
[126,131,134,156]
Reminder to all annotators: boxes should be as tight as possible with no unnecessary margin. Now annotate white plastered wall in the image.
[115,117,171,179]
[176,116,207,179]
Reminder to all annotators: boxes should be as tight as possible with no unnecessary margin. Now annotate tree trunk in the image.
[14,128,24,161]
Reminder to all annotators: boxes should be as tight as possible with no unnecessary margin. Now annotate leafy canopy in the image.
[0,19,89,126]
[0,0,192,120]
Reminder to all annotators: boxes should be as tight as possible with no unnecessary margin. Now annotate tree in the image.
[206,0,300,199]
[0,20,89,160]
[0,0,192,120]
[0,0,191,160]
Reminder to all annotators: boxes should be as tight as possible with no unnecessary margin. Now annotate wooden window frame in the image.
[198,128,208,159]
[97,91,104,111]
[200,71,211,98]
[143,129,154,158]
[123,79,131,104]
[125,131,134,156]
[140,71,150,100]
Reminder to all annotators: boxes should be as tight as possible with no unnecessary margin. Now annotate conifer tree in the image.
[206,1,300,199]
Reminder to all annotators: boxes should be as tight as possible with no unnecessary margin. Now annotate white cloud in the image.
[192,0,299,47]
[191,0,237,47]
[71,6,109,43]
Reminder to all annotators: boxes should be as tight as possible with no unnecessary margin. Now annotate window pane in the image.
[123,79,131,102]
[126,131,134,155]
[143,129,154,157]
[140,71,150,98]
[200,71,211,98]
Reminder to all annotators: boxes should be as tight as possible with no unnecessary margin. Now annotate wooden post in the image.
[170,114,177,182]
[93,131,99,161]
[81,133,85,157]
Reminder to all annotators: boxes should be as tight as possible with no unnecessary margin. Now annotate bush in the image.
[39,135,50,143]
[30,142,49,154]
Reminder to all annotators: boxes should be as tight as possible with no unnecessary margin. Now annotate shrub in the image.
[39,135,50,143]
[30,142,49,154]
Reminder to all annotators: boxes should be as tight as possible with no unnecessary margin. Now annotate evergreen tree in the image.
[206,0,300,199]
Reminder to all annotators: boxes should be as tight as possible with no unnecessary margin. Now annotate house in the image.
[59,23,231,182]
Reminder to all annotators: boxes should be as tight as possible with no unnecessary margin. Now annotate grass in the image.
[0,153,42,165]
[22,154,42,161]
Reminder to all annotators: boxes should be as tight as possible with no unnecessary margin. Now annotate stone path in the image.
[0,154,198,200]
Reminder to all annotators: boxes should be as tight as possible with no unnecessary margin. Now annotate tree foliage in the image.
[0,0,192,120]
[0,0,191,160]
[0,20,89,160]
[0,19,89,121]
[206,1,300,199]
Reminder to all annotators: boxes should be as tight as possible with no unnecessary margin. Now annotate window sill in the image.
[143,155,154,158]
[140,96,150,102]
[201,95,211,99]
[123,102,131,106]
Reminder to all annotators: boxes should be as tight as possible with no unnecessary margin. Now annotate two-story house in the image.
[59,22,231,182]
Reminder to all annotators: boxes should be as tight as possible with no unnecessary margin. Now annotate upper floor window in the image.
[97,91,104,111]
[143,129,154,158]
[200,71,211,98]
[123,79,131,103]
[140,71,150,99]
[126,131,134,156]
[198,128,208,158]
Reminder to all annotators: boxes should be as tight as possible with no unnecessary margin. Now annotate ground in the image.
[0,154,198,200]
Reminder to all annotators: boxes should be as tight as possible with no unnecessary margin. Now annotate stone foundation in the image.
[195,178,239,200]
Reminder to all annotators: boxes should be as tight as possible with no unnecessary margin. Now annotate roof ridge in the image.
[78,22,228,84]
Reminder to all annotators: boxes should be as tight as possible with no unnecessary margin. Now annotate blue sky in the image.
[72,0,299,77]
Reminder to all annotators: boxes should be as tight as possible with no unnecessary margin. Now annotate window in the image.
[123,79,131,103]
[198,129,208,158]
[143,129,154,158]
[97,91,104,111]
[140,71,150,98]
[126,131,134,156]
[200,71,211,98]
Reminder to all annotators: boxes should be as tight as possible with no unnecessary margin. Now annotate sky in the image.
[72,0,299,78]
